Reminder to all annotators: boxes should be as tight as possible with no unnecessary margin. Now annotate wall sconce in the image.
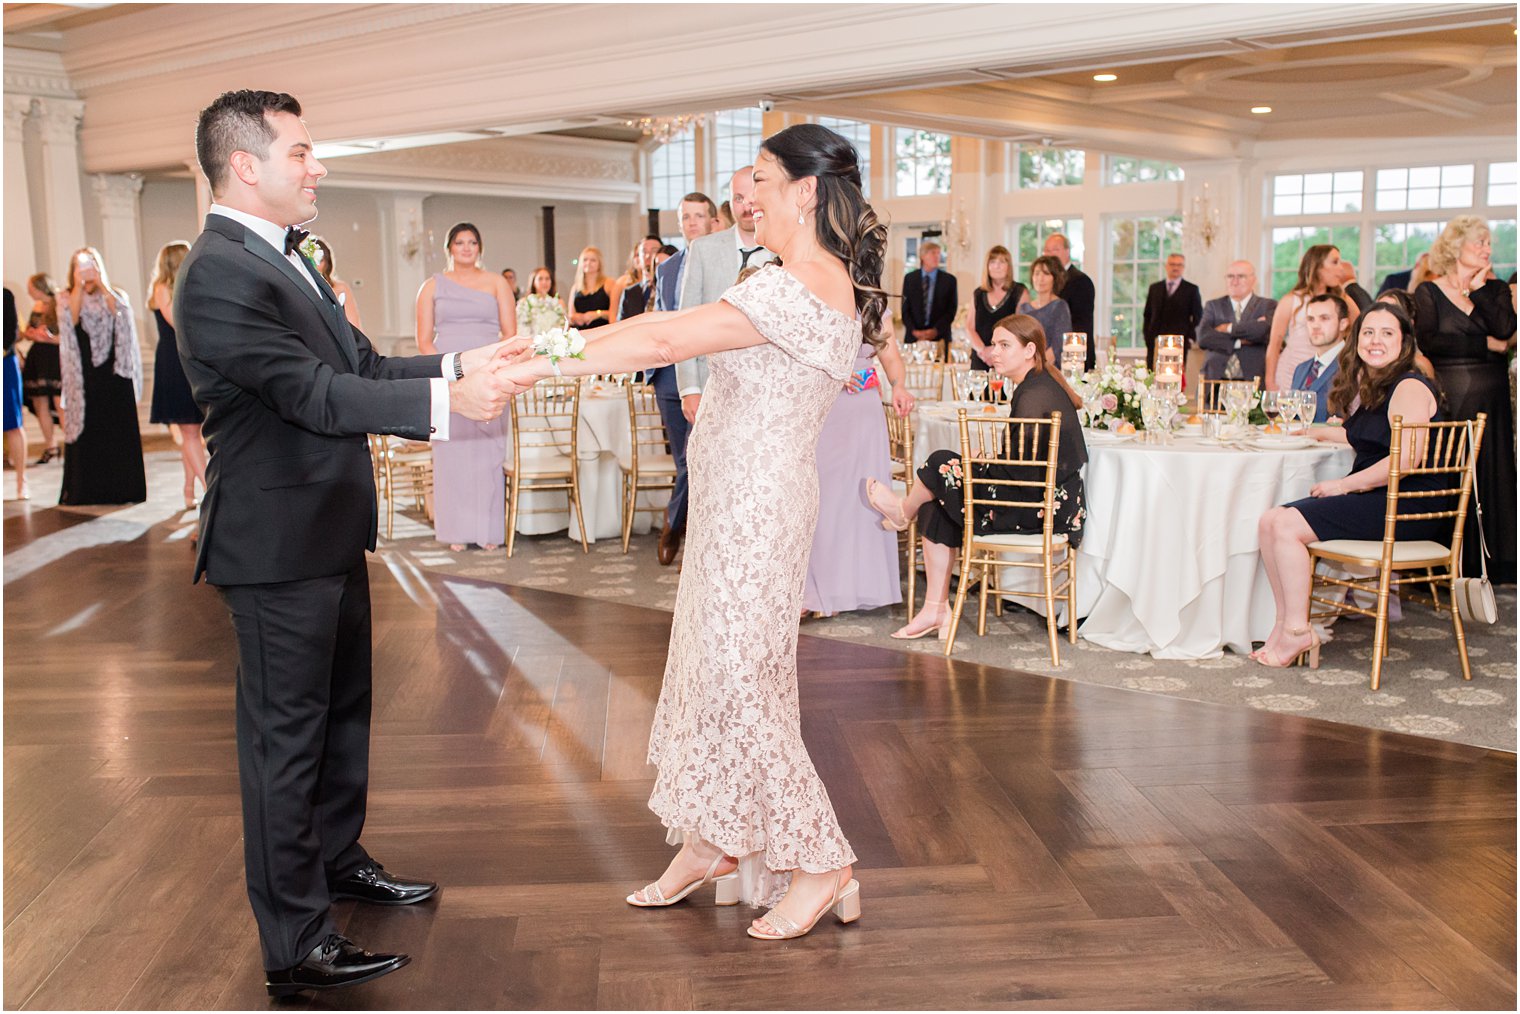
[399,211,421,261]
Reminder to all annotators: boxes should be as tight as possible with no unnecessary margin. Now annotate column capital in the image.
[33,98,84,144]
[91,173,144,217]
[4,94,37,141]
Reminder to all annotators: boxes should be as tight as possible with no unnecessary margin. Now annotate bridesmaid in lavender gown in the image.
[802,323,914,615]
[415,223,517,550]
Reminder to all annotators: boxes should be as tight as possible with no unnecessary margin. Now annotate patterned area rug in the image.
[389,513,1518,754]
[13,445,1507,753]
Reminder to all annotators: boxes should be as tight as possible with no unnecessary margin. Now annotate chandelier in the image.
[1185,181,1223,251]
[625,113,708,143]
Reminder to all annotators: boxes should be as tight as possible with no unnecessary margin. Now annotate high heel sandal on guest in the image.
[626,851,740,908]
[865,477,909,532]
[1255,626,1321,669]
[747,874,861,941]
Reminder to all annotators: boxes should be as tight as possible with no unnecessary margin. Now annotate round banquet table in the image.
[502,385,669,543]
[911,404,1356,659]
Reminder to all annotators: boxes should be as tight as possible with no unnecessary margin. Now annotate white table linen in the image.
[504,387,669,542]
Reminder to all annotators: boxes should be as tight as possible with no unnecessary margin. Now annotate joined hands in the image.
[449,339,537,421]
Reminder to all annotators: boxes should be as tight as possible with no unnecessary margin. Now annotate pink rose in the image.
[1101,393,1119,412]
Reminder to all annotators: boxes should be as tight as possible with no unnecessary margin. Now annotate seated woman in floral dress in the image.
[867,313,1087,638]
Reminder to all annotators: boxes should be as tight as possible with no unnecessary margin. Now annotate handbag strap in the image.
[1464,420,1490,582]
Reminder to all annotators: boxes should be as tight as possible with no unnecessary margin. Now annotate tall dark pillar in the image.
[541,205,556,273]
[646,208,660,237]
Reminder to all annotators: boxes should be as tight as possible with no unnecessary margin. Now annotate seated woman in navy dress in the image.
[1255,302,1449,668]
[866,313,1086,639]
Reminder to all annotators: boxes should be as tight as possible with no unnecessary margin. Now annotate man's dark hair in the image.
[680,192,719,218]
[195,90,302,195]
[659,244,679,257]
[644,233,663,245]
[1307,290,1349,321]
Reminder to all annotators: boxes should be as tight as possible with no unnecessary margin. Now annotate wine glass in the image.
[1278,392,1300,435]
[988,374,1005,403]
[1294,390,1317,433]
[1155,392,1178,442]
[1260,390,1280,428]
[1140,392,1161,442]
[968,371,989,403]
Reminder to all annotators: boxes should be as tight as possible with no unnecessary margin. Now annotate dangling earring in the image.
[797,207,806,226]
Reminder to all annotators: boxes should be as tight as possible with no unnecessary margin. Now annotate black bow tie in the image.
[284,227,309,256]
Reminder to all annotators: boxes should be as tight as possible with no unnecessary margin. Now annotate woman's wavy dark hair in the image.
[759,123,888,348]
[1328,301,1422,418]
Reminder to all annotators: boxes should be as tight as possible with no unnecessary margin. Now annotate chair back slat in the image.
[625,382,669,470]
[905,362,944,402]
[956,411,1062,531]
[1382,414,1487,562]
[1198,376,1261,414]
[510,378,581,461]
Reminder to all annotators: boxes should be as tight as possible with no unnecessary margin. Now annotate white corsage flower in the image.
[533,326,587,363]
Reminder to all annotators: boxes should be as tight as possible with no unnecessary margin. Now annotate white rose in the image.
[567,328,586,355]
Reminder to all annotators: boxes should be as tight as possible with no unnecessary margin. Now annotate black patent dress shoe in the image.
[265,934,409,997]
[331,860,439,905]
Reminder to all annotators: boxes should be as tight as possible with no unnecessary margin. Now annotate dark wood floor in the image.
[4,502,1516,1010]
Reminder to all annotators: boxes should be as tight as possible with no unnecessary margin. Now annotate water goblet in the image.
[1278,393,1301,434]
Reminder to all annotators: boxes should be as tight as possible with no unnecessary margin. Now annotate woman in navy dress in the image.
[147,242,206,509]
[1255,303,1449,668]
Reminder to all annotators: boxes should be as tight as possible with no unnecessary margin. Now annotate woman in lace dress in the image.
[505,124,885,940]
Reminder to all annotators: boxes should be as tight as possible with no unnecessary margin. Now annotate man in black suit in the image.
[176,90,521,997]
[1042,233,1096,370]
[901,240,958,356]
[1142,253,1203,370]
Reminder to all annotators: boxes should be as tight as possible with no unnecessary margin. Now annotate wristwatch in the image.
[452,355,464,381]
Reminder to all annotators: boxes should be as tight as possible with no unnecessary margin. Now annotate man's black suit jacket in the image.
[175,214,444,587]
[901,268,958,343]
[1142,278,1204,347]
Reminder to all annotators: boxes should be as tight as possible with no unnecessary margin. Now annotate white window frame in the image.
[893,127,952,198]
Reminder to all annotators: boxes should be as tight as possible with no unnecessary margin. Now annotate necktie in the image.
[1166,279,1178,297]
[284,226,309,256]
[922,273,933,326]
[739,246,763,271]
[1303,359,1321,388]
[1232,301,1242,323]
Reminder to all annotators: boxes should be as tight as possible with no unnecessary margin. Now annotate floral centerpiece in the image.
[1077,362,1153,431]
[517,293,567,337]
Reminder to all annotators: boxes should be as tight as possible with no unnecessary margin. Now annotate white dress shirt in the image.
[208,204,455,440]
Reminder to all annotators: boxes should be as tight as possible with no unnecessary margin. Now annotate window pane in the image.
[1443,164,1474,186]
[1106,214,1182,347]
[1333,171,1363,192]
[1303,193,1331,216]
[1303,173,1332,194]
[712,108,763,189]
[1008,217,1083,283]
[1109,156,1184,185]
[1016,145,1084,188]
[895,127,951,196]
[816,116,872,198]
[648,134,695,211]
[1274,175,1302,196]
[1377,189,1408,212]
[1491,219,1517,279]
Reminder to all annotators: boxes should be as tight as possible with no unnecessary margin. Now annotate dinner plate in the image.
[1249,435,1317,450]
[1085,430,1137,444]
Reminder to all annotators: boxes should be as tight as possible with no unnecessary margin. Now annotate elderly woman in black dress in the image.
[867,313,1087,639]
[1414,215,1516,583]
[1255,303,1449,668]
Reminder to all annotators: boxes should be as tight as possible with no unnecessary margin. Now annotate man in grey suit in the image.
[668,166,773,561]
[1196,260,1276,383]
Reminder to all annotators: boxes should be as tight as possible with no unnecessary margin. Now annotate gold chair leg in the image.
[620,472,634,554]
[1044,554,1060,666]
[905,522,918,618]
[1370,572,1392,691]
[944,552,973,657]
[1066,550,1078,645]
[1449,580,1473,681]
[976,561,990,636]
[570,475,589,554]
[505,474,520,558]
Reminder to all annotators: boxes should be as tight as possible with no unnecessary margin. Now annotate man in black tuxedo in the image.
[1142,253,1203,370]
[175,90,521,997]
[1042,233,1096,370]
[901,240,958,356]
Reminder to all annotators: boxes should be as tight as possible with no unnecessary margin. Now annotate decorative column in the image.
[377,192,428,342]
[92,173,147,359]
[185,158,212,223]
[4,95,39,292]
[33,98,87,280]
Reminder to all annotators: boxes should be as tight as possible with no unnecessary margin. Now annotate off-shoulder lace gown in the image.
[647,264,862,906]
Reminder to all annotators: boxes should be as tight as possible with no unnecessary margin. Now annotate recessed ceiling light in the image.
[1092,73,1118,82]
[1251,106,1273,114]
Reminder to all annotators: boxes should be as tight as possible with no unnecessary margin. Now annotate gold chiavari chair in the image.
[1307,414,1486,690]
[504,377,588,557]
[943,410,1077,664]
[882,403,919,615]
[1197,376,1261,414]
[904,361,945,403]
[619,381,678,553]
[370,435,434,540]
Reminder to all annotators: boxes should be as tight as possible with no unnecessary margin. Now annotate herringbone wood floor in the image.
[3,504,1515,1010]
